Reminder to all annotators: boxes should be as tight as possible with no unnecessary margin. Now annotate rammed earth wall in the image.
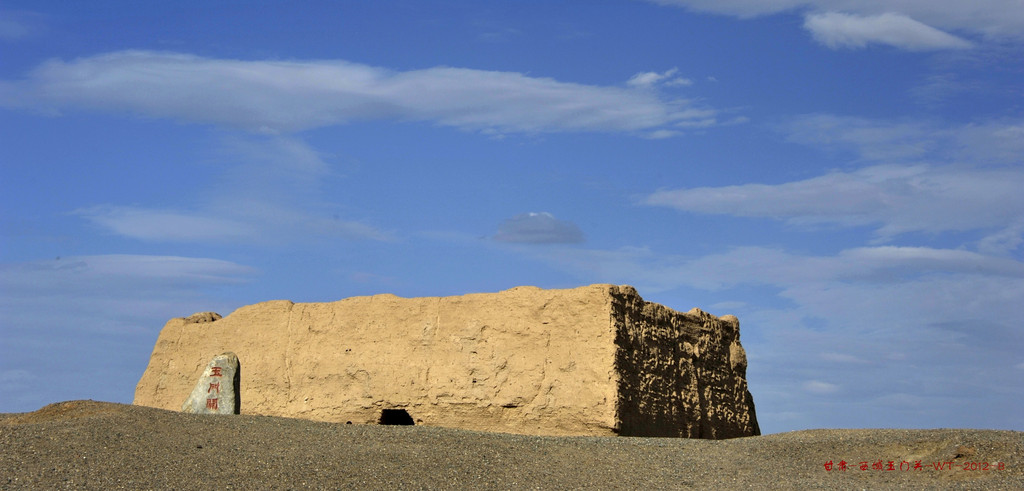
[134,284,759,438]
[611,288,759,438]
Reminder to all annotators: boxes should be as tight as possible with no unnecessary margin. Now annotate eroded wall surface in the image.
[611,286,760,438]
[134,284,758,438]
[135,285,621,436]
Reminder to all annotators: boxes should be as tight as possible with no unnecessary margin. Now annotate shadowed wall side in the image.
[610,286,759,438]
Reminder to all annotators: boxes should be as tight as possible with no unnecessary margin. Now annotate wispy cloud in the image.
[533,244,1024,292]
[647,0,804,18]
[492,212,585,244]
[0,255,255,299]
[804,12,972,51]
[75,206,256,242]
[782,115,1024,164]
[645,164,1024,239]
[3,50,719,137]
[0,10,41,41]
[648,0,1024,48]
[644,115,1024,241]
[75,136,392,244]
[909,73,984,107]
[0,254,255,350]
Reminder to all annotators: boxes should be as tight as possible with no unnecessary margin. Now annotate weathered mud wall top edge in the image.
[179,284,737,328]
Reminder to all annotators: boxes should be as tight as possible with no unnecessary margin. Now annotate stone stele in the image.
[135,284,759,438]
[180,352,239,415]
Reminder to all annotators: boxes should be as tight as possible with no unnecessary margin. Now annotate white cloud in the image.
[648,0,805,18]
[693,246,1024,288]
[218,134,331,181]
[0,255,255,294]
[959,122,1024,164]
[775,267,1024,327]
[838,246,1024,276]
[651,116,1024,241]
[5,50,718,136]
[76,206,256,242]
[784,115,937,160]
[649,0,1024,47]
[909,73,979,106]
[644,164,1024,239]
[75,136,392,244]
[783,115,1024,165]
[627,71,668,88]
[644,129,683,139]
[664,77,695,87]
[626,68,693,88]
[529,242,1024,296]
[804,12,972,50]
[77,205,389,244]
[493,212,585,244]
[978,221,1024,256]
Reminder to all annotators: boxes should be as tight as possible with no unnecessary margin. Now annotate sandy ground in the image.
[1,400,1021,490]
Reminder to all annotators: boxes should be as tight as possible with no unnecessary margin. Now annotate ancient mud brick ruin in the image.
[134,284,759,438]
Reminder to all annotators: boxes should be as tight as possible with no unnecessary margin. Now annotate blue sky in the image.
[1,1,1022,434]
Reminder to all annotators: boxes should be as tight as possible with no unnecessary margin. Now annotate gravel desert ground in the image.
[2,400,1021,490]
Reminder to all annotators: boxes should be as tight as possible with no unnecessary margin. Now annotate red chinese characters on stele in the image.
[205,368,223,410]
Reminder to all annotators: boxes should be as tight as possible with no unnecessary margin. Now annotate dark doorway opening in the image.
[379,409,415,425]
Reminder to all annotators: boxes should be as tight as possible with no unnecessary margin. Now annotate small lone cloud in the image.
[627,68,693,89]
[493,212,585,244]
